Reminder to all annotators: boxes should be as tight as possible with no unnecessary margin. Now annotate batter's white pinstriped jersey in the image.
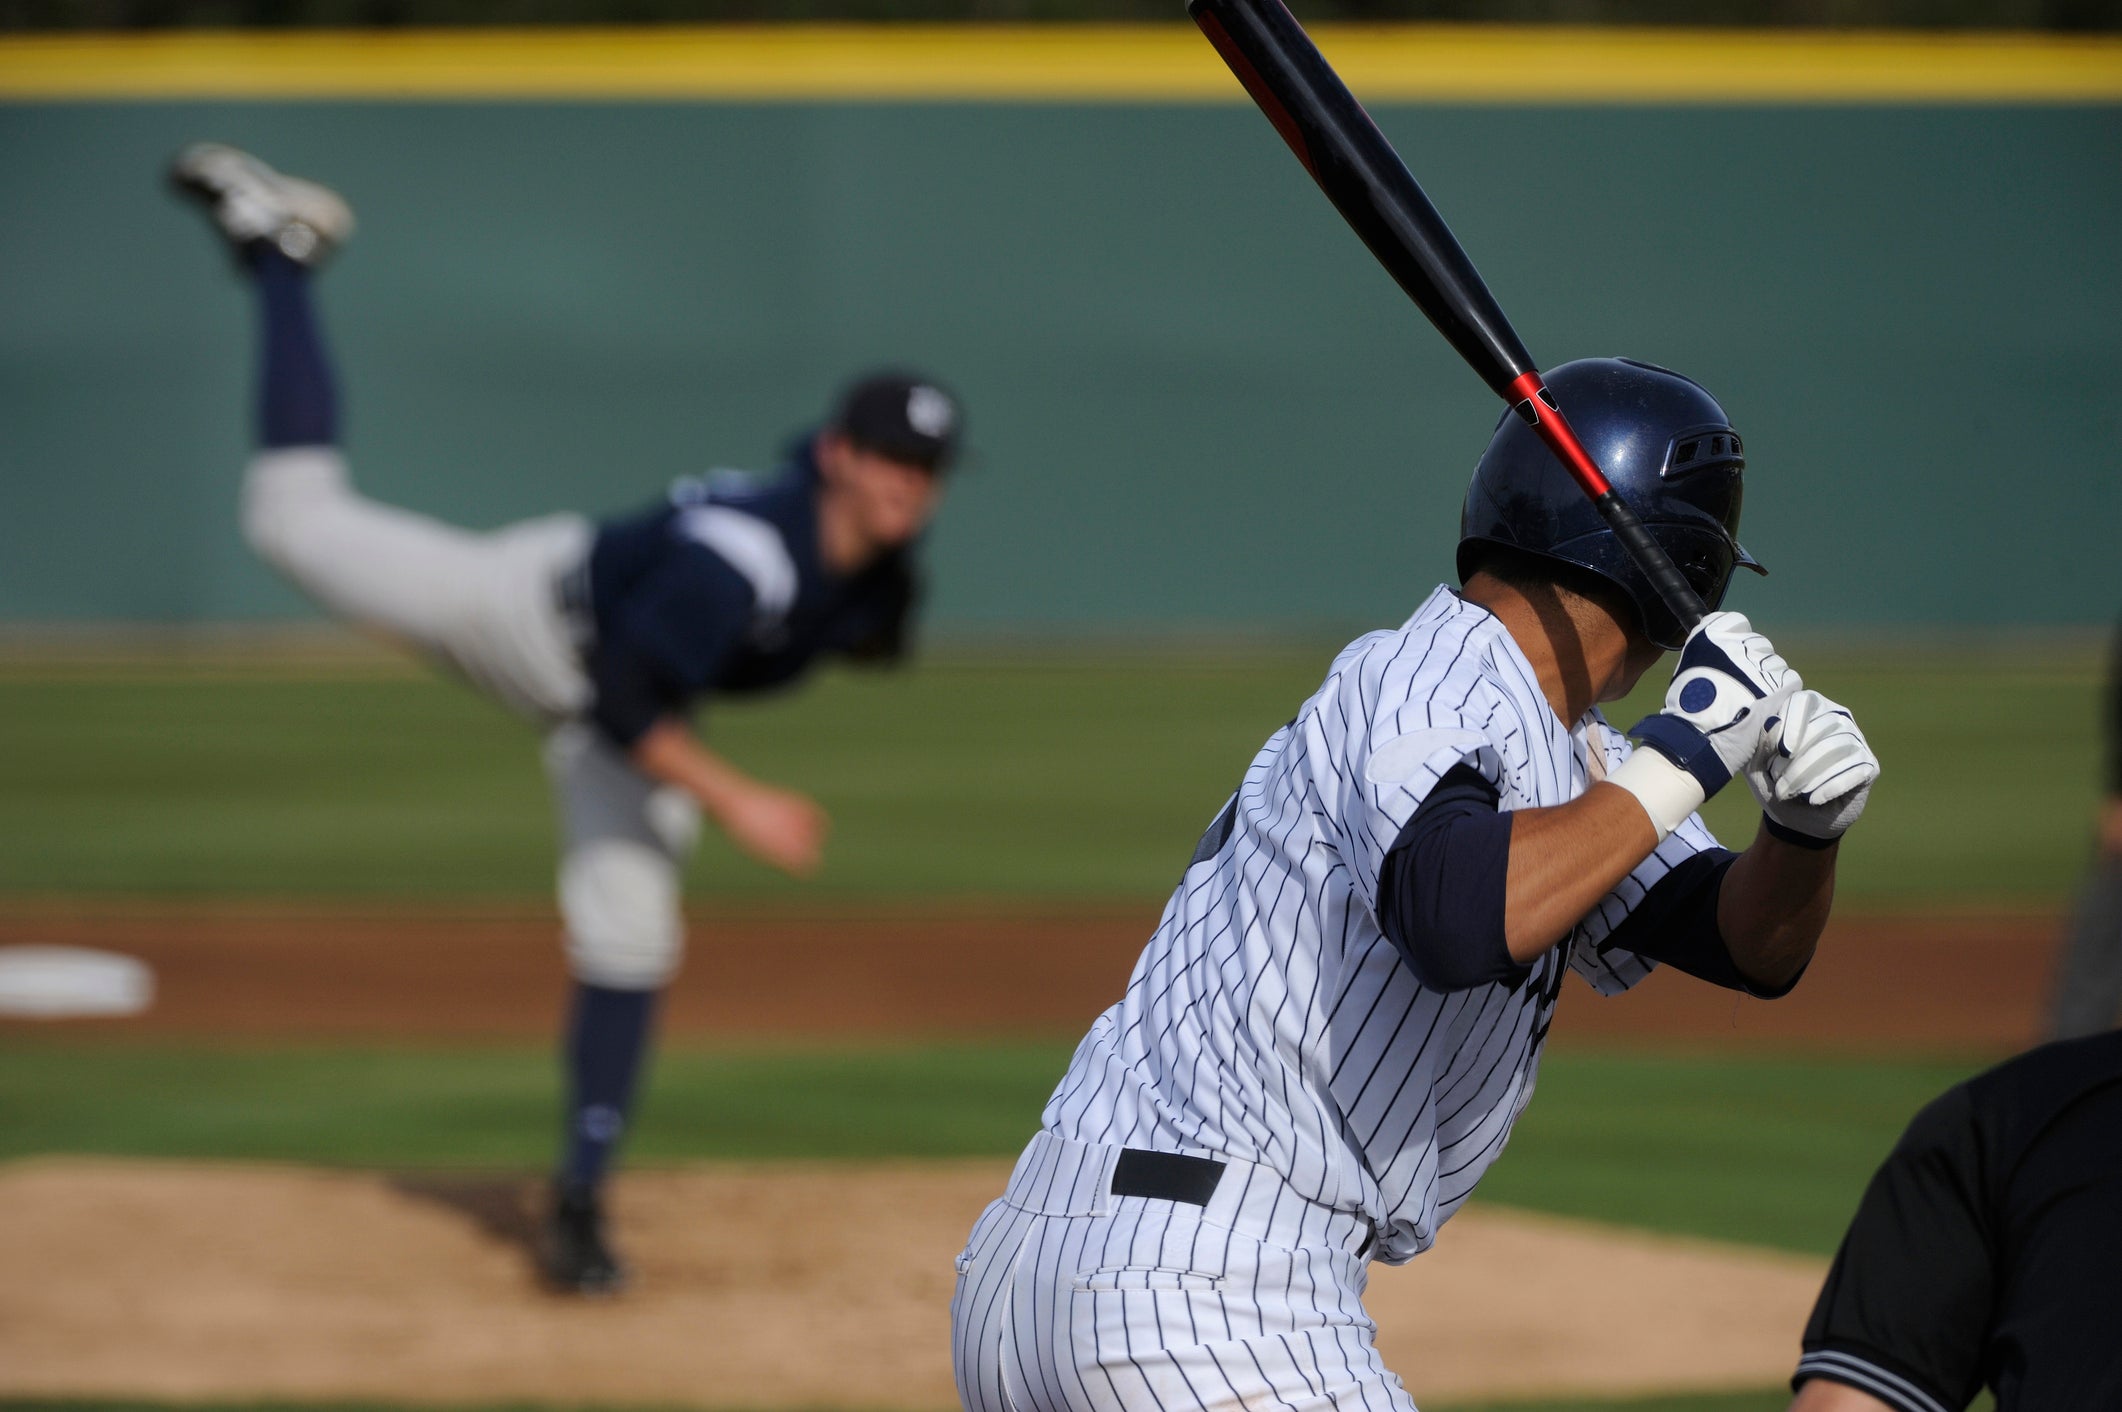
[1042,584,1720,1262]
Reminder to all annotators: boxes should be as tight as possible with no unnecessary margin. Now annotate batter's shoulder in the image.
[1317,597,1520,749]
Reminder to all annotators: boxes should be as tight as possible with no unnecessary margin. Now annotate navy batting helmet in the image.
[1456,357,1763,651]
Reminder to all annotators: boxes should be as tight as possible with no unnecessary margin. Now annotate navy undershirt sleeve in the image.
[588,546,756,748]
[1377,764,1527,993]
[1382,770,1793,999]
[1595,847,1802,997]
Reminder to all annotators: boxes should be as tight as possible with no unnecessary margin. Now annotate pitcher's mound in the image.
[0,1158,1820,1406]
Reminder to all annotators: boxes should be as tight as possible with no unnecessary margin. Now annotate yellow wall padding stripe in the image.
[3,24,2120,103]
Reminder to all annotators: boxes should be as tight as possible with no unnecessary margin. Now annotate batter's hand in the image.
[1629,611,1801,799]
[1748,689,1879,846]
[714,779,829,877]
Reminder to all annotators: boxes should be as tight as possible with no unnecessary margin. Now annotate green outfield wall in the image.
[2,30,2118,631]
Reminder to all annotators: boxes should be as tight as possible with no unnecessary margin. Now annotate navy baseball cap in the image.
[830,371,963,473]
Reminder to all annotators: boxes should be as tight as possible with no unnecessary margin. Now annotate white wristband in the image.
[1607,748,1707,842]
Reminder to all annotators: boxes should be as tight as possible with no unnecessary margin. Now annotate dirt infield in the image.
[0,899,2066,1049]
[0,1157,1824,1408]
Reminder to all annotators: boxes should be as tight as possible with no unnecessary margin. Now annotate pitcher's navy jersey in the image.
[1042,586,1722,1261]
[583,439,915,745]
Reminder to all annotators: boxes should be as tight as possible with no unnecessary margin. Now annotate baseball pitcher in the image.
[172,144,963,1295]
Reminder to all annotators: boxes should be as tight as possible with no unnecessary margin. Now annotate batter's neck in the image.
[1461,572,1634,728]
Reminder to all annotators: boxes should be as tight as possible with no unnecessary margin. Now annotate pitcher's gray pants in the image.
[243,447,698,989]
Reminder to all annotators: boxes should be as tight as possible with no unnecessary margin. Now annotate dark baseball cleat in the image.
[168,142,354,266]
[540,1185,628,1297]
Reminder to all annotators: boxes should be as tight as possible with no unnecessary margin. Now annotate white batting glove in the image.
[1610,612,1799,840]
[1747,689,1880,847]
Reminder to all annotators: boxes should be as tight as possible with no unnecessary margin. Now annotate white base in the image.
[0,945,155,1018]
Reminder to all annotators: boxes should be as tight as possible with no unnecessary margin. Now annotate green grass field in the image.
[0,1038,1978,1256]
[0,642,2101,904]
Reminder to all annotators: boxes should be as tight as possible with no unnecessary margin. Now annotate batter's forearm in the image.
[1716,820,1837,992]
[1502,782,1660,963]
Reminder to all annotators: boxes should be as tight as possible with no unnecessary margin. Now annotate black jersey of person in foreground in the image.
[582,437,917,748]
[1793,1030,2122,1412]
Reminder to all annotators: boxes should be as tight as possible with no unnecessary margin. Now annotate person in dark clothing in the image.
[172,142,963,1294]
[1789,1031,2122,1411]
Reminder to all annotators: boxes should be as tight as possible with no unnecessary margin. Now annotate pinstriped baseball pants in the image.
[951,1134,1418,1412]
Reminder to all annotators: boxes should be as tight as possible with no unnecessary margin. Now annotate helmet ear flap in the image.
[1455,535,1499,586]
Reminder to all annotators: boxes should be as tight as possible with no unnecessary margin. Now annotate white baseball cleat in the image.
[169,142,354,266]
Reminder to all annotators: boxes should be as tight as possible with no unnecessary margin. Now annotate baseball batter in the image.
[170,145,963,1295]
[951,358,1880,1410]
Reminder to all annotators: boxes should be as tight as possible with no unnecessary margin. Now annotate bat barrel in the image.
[1193,0,1710,642]
[1189,0,1537,399]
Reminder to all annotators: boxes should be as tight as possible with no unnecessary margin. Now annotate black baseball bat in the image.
[1189,0,1706,635]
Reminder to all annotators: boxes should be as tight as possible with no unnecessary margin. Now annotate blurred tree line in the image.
[5,0,2116,29]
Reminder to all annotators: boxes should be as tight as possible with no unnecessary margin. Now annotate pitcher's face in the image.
[819,433,944,552]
